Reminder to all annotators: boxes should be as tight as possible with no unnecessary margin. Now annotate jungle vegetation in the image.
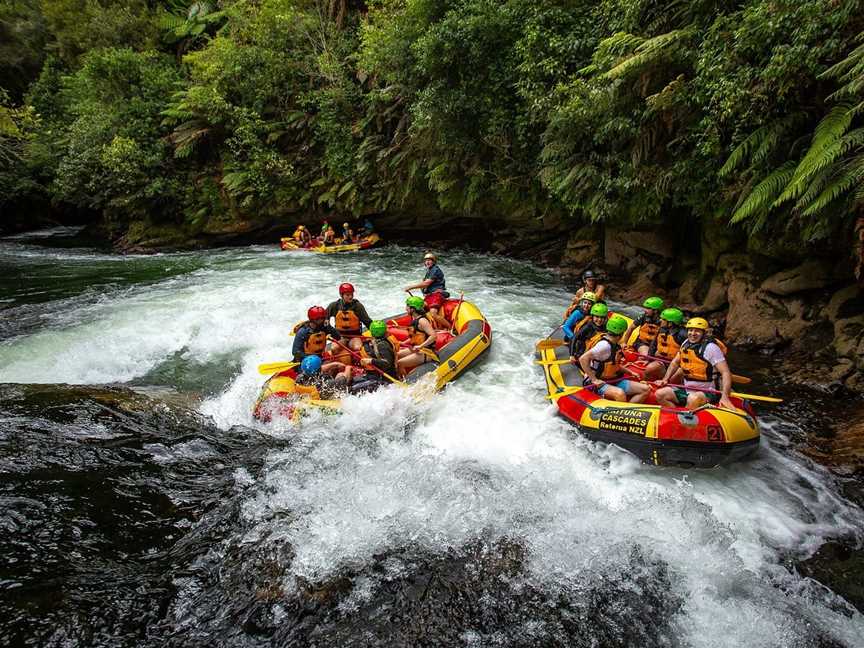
[2,0,863,250]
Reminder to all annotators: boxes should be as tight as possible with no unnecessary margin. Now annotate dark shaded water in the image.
[1,228,863,647]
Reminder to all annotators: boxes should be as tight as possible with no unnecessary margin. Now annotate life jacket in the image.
[679,337,723,385]
[407,316,431,345]
[570,320,603,357]
[584,330,607,352]
[292,228,304,241]
[333,301,362,334]
[360,336,399,371]
[293,321,328,355]
[588,335,625,381]
[570,314,592,336]
[636,316,661,345]
[652,326,683,360]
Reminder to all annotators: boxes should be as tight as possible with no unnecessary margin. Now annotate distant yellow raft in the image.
[280,233,381,253]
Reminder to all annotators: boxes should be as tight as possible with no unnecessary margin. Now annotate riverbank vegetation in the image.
[2,0,863,250]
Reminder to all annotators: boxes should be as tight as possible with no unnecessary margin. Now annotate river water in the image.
[1,228,862,646]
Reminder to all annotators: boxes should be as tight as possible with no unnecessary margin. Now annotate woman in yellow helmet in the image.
[655,317,735,410]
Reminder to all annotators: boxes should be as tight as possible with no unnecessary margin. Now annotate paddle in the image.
[622,349,752,384]
[258,361,299,375]
[330,338,407,386]
[535,338,567,350]
[664,383,782,404]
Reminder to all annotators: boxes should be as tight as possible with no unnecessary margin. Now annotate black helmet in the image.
[583,270,596,280]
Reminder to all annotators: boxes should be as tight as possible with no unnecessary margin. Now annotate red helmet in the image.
[339,282,354,295]
[307,306,327,321]
[424,292,445,308]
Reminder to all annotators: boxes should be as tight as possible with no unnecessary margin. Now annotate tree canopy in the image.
[3,0,863,251]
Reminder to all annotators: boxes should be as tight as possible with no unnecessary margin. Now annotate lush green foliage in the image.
[3,0,864,248]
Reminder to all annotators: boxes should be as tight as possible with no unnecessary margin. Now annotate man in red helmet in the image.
[292,305,341,363]
[326,283,372,353]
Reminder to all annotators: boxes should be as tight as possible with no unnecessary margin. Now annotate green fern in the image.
[604,29,693,80]
[729,161,796,224]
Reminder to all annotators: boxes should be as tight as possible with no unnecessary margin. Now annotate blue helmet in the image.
[300,355,322,374]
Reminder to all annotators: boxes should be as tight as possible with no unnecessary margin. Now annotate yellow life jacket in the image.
[293,381,321,399]
[588,335,624,381]
[293,228,304,241]
[407,316,431,346]
[653,327,683,360]
[679,337,723,384]
[334,304,362,334]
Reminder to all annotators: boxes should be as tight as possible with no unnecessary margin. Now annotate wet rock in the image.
[797,542,864,614]
[161,538,684,648]
[560,227,601,271]
[605,229,674,268]
[761,260,833,296]
[725,280,810,348]
[827,285,864,322]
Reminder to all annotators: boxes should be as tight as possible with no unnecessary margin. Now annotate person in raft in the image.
[341,221,355,243]
[358,218,375,237]
[349,320,400,393]
[423,291,451,330]
[565,270,606,317]
[396,296,438,373]
[292,306,341,363]
[326,282,372,353]
[293,355,344,400]
[569,302,611,359]
[404,252,447,296]
[654,317,735,410]
[291,224,312,246]
[621,296,664,355]
[562,291,597,342]
[322,222,336,245]
[578,316,651,403]
[642,307,687,381]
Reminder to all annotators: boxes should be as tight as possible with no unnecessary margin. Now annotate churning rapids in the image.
[1,228,862,647]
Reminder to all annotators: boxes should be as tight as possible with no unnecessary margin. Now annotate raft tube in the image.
[253,297,491,421]
[538,325,759,468]
[280,233,381,253]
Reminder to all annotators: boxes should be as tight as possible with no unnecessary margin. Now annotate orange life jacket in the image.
[584,329,606,352]
[293,228,304,241]
[588,335,625,381]
[293,321,328,355]
[334,305,362,334]
[679,337,723,384]
[653,326,683,360]
[360,336,399,373]
[407,316,431,346]
[636,317,661,345]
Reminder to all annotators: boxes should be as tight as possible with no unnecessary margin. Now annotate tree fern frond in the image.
[820,40,864,81]
[730,162,796,224]
[776,125,864,205]
[720,121,786,177]
[799,162,864,217]
[604,29,693,80]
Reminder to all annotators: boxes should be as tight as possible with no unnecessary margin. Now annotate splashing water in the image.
[1,232,862,646]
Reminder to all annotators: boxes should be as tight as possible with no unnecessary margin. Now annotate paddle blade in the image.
[258,362,298,375]
[535,338,566,350]
[731,392,782,403]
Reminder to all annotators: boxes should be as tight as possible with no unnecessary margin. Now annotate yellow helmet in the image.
[685,317,709,331]
[298,225,305,230]
[423,252,437,262]
[343,222,349,227]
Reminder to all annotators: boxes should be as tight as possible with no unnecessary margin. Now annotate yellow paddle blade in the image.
[535,338,566,350]
[535,358,571,365]
[730,391,782,403]
[258,362,299,375]
[546,387,583,400]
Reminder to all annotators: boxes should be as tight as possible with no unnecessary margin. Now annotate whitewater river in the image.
[1,228,862,646]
